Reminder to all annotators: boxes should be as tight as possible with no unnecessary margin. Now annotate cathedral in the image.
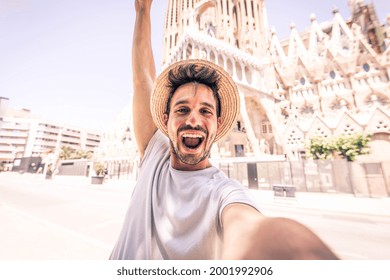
[161,0,390,161]
[97,0,390,167]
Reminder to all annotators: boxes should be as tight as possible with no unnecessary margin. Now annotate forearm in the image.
[261,217,337,259]
[223,216,339,260]
[133,2,155,87]
[132,0,157,156]
[221,204,338,260]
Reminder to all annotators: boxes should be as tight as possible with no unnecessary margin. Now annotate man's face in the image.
[163,82,222,170]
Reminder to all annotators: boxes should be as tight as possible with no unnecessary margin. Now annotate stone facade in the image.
[161,0,390,161]
[94,103,137,178]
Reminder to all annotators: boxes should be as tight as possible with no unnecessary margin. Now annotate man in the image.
[110,0,338,260]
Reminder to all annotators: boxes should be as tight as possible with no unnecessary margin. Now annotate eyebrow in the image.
[173,100,216,110]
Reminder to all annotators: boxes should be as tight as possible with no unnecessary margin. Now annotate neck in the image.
[170,156,212,171]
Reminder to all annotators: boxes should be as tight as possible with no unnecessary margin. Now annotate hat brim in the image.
[151,59,240,142]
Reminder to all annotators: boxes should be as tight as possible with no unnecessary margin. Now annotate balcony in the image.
[0,123,30,130]
[0,138,27,145]
[0,131,29,137]
[62,130,81,137]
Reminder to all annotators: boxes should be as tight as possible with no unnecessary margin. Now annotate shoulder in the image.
[211,168,244,189]
[211,172,260,211]
[148,129,169,149]
[222,203,263,228]
[140,130,169,166]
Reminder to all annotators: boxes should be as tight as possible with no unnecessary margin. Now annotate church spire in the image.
[162,0,269,65]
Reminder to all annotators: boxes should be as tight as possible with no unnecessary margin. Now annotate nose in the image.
[185,111,200,127]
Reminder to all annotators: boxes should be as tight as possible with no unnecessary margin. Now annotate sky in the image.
[0,0,389,132]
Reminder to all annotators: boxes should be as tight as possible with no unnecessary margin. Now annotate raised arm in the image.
[132,0,157,158]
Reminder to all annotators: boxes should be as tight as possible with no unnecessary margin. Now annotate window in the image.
[363,63,370,72]
[234,145,245,157]
[262,123,272,134]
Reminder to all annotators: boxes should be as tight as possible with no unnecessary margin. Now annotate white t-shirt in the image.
[110,130,259,259]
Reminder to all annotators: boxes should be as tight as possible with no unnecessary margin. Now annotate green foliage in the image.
[74,149,93,159]
[93,162,105,176]
[335,134,371,161]
[307,134,371,161]
[59,146,93,160]
[308,136,335,160]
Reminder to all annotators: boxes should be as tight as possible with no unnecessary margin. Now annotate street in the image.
[0,173,129,259]
[251,196,390,259]
[1,172,390,260]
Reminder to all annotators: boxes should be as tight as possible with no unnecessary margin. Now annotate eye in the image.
[175,107,189,114]
[200,108,212,115]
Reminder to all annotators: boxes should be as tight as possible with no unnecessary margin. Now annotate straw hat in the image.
[151,59,240,142]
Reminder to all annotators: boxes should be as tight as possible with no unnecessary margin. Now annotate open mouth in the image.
[182,133,204,150]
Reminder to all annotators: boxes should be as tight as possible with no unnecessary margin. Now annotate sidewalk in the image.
[106,177,390,218]
[249,189,390,218]
[2,171,390,260]
[2,171,389,218]
[0,172,134,191]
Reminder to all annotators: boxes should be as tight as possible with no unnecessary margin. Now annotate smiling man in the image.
[166,82,216,168]
[109,0,338,260]
[156,62,234,171]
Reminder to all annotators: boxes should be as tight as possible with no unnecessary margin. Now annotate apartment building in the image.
[0,97,101,170]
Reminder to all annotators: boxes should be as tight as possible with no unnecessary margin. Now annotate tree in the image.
[335,134,371,161]
[59,146,74,160]
[307,134,371,161]
[74,149,93,159]
[59,146,93,160]
[308,136,335,160]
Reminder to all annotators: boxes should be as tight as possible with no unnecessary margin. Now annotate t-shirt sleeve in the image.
[139,130,169,168]
[217,182,261,231]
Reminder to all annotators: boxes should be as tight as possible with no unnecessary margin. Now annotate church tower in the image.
[348,0,385,53]
[159,0,390,161]
[162,0,269,65]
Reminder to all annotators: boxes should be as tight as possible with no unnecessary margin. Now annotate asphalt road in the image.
[1,172,390,260]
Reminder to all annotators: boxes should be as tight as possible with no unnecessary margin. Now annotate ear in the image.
[216,117,222,133]
[163,113,169,129]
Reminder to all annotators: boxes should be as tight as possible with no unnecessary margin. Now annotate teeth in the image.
[182,133,203,138]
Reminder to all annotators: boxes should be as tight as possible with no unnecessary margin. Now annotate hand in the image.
[135,0,153,12]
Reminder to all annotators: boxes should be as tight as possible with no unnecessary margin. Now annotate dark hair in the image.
[165,63,221,117]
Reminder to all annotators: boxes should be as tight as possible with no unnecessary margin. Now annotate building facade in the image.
[0,97,101,171]
[93,103,137,179]
[161,0,390,161]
